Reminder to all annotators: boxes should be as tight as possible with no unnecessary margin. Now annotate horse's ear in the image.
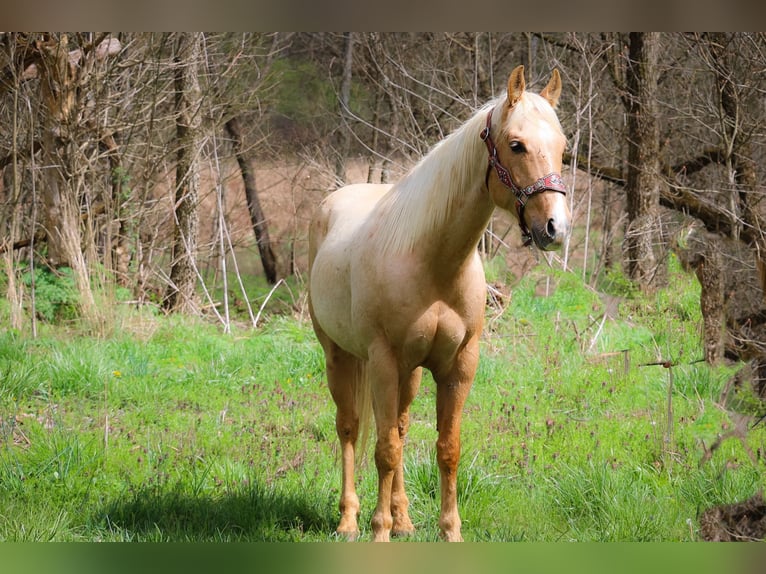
[540,68,562,109]
[506,65,526,108]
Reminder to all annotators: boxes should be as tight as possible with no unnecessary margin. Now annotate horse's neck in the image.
[422,182,494,276]
[378,110,494,267]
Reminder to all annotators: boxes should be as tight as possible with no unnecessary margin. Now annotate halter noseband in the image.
[479,107,567,246]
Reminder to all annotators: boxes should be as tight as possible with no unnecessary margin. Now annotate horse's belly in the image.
[309,183,393,359]
[309,249,366,357]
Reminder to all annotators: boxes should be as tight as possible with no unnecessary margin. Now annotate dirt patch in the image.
[699,493,766,541]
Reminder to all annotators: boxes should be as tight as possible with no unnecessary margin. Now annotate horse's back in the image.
[310,183,392,254]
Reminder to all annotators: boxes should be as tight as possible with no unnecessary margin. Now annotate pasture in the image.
[0,258,764,542]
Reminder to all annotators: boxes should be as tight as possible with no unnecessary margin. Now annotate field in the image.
[1,257,764,542]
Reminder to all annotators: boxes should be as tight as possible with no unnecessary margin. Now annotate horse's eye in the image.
[509,140,526,154]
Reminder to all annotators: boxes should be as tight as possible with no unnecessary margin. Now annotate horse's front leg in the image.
[368,340,404,542]
[433,336,479,542]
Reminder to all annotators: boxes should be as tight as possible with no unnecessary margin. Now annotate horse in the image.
[308,65,570,542]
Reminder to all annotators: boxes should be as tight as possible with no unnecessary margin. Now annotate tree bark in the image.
[334,32,354,183]
[224,116,279,285]
[36,34,100,326]
[37,34,81,269]
[696,242,724,364]
[623,32,665,293]
[163,33,202,314]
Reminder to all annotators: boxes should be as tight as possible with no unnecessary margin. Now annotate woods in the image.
[1,33,765,355]
[3,32,766,545]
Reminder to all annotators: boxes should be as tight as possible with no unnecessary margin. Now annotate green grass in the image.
[1,260,765,541]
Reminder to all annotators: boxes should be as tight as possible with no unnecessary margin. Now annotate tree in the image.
[25,33,120,329]
[621,32,665,292]
[2,32,765,329]
[334,32,354,184]
[163,33,202,314]
[225,116,278,284]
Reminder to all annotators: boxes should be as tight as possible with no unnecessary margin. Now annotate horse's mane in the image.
[376,99,498,256]
[376,91,563,256]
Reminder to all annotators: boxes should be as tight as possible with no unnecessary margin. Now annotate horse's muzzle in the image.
[530,213,570,251]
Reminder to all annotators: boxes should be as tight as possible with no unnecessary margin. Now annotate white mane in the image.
[374,89,563,256]
[376,99,499,255]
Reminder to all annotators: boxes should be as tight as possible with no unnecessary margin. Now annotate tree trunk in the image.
[696,243,725,364]
[163,33,202,314]
[224,116,279,285]
[36,34,100,326]
[100,133,131,287]
[37,34,81,270]
[334,32,354,184]
[623,32,665,293]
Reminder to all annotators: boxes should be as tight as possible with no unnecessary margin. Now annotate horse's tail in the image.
[355,360,374,466]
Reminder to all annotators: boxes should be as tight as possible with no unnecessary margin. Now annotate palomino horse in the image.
[308,65,570,542]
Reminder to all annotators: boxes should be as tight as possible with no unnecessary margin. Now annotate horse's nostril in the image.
[546,218,556,239]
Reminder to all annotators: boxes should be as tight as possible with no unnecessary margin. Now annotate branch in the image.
[0,139,42,170]
[0,202,107,255]
[660,185,736,237]
[563,151,624,186]
[0,34,122,96]
[0,231,46,254]
[562,146,759,243]
[667,148,725,178]
[0,34,41,93]
[531,32,581,53]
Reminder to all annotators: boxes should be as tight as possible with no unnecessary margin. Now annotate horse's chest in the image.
[402,302,472,370]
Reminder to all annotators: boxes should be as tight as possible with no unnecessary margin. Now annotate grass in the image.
[1,257,765,541]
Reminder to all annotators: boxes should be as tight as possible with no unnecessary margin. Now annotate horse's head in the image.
[482,65,571,251]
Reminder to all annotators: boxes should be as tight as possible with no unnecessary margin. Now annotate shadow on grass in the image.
[97,480,337,541]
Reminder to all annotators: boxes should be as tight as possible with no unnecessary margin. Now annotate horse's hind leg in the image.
[319,337,363,540]
[391,367,422,537]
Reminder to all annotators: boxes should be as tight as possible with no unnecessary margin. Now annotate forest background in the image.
[2,32,766,544]
[0,32,763,339]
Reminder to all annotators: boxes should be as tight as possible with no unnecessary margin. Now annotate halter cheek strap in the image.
[479,107,567,246]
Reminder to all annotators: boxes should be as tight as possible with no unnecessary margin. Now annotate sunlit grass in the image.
[1,263,764,541]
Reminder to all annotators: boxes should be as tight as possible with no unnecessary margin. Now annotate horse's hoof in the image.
[335,528,359,542]
[392,516,416,538]
[440,531,463,542]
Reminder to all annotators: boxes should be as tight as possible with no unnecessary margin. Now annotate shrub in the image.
[21,266,78,323]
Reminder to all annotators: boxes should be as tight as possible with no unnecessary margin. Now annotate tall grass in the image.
[0,259,764,541]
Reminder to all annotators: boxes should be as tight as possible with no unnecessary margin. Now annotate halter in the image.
[479,107,567,246]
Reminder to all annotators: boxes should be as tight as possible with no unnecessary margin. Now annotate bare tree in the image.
[29,33,120,329]
[334,32,354,184]
[704,33,760,240]
[2,32,765,328]
[163,33,202,314]
[0,33,28,331]
[225,115,278,284]
[621,32,665,292]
